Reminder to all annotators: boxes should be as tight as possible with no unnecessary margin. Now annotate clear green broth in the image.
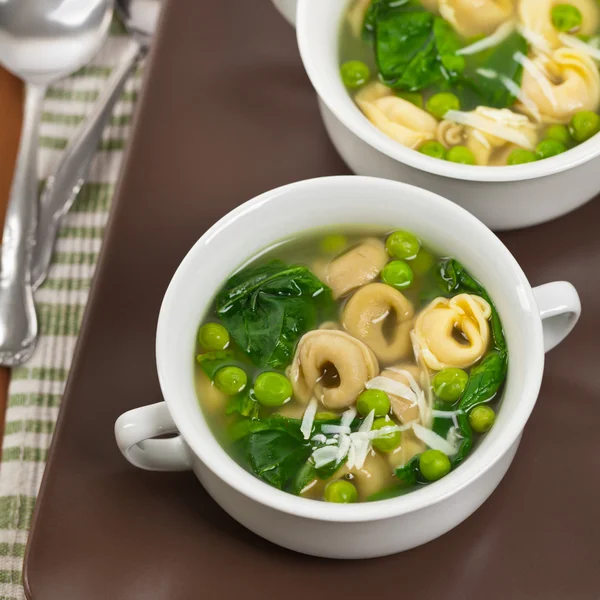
[194,227,506,502]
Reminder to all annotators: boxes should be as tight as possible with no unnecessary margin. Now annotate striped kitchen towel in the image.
[0,20,142,600]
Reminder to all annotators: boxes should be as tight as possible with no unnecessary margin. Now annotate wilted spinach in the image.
[374,12,465,91]
[216,260,334,369]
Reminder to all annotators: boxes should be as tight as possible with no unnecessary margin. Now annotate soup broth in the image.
[339,0,600,166]
[195,228,507,503]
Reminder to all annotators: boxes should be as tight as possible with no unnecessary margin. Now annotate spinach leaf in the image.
[362,0,424,42]
[428,258,508,413]
[457,32,527,109]
[216,260,334,369]
[226,389,259,419]
[246,430,312,490]
[289,460,317,495]
[374,11,465,91]
[451,412,473,466]
[196,349,238,379]
[394,454,422,486]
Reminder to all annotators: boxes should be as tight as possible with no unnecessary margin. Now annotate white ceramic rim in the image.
[296,0,600,183]
[156,176,544,523]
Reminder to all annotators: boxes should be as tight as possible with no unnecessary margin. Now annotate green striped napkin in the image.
[0,21,141,599]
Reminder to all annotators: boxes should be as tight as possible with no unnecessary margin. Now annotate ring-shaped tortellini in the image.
[413,293,492,371]
[342,283,414,363]
[427,0,516,38]
[314,237,387,299]
[288,330,379,409]
[520,48,600,123]
[439,107,539,165]
[519,0,600,52]
[355,82,438,149]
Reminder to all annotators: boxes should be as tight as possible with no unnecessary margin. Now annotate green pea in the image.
[426,93,461,119]
[340,60,370,89]
[320,234,347,255]
[214,366,248,396]
[385,230,421,260]
[570,110,600,142]
[324,480,358,503]
[446,145,476,165]
[545,124,572,145]
[371,417,402,452]
[551,4,583,32]
[419,449,451,481]
[315,411,340,421]
[198,322,230,351]
[382,260,414,290]
[469,404,496,433]
[357,389,391,417]
[536,139,567,160]
[396,91,423,108]
[253,372,293,406]
[432,368,469,403]
[410,249,435,276]
[507,149,537,165]
[418,140,447,160]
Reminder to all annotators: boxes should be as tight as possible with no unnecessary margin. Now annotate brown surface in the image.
[0,67,24,437]
[24,1,600,599]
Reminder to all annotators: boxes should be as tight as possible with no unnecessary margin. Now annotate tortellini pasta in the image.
[342,283,415,363]
[520,48,600,123]
[439,107,539,165]
[314,237,387,299]
[287,330,379,409]
[355,82,438,149]
[429,0,516,38]
[379,366,422,424]
[519,0,600,51]
[413,293,492,371]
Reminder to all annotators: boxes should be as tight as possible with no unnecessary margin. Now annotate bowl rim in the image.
[156,176,545,523]
[296,0,600,184]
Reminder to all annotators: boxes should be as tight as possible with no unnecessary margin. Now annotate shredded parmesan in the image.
[412,423,458,456]
[444,109,536,149]
[359,409,375,433]
[517,24,552,54]
[366,376,417,403]
[311,433,327,444]
[432,409,464,418]
[312,446,339,468]
[337,433,351,463]
[300,397,317,440]
[458,20,516,56]
[340,406,357,429]
[558,33,600,61]
[321,424,352,435]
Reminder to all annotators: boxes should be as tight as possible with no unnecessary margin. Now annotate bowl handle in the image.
[533,282,581,353]
[271,0,297,26]
[114,402,192,471]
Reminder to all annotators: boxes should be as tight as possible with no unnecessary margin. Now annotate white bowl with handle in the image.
[115,176,580,558]
[272,0,600,231]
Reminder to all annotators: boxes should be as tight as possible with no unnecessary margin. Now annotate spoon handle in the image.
[31,39,141,291]
[0,82,45,365]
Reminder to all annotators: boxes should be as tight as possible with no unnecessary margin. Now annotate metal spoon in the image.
[0,0,113,365]
[31,0,164,291]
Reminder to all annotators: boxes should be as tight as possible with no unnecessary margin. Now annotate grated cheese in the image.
[444,109,536,149]
[513,51,558,111]
[312,446,339,468]
[340,406,357,429]
[321,424,352,435]
[412,423,458,456]
[311,433,327,444]
[432,409,464,418]
[458,20,516,56]
[366,376,417,403]
[516,24,552,54]
[558,33,600,61]
[300,397,318,440]
[358,409,375,433]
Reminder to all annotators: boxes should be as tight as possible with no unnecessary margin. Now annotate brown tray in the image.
[24,1,600,598]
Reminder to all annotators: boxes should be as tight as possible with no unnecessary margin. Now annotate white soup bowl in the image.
[115,176,580,558]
